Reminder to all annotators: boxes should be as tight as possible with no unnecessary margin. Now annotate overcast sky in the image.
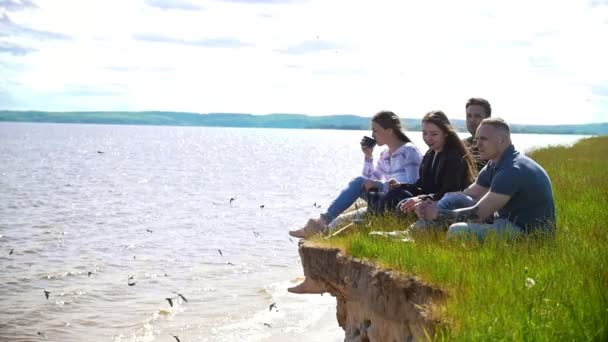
[1,0,607,124]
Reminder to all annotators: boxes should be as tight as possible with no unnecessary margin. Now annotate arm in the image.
[391,150,428,192]
[431,191,511,222]
[362,150,385,182]
[428,153,467,201]
[462,182,489,201]
[400,145,423,184]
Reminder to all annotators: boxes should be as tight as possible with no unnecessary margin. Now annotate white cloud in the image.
[0,0,607,124]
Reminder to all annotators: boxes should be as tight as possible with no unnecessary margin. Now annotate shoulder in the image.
[442,146,463,160]
[493,164,522,185]
[435,147,464,168]
[401,142,422,155]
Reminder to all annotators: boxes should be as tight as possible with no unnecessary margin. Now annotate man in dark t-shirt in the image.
[414,118,556,240]
[463,98,492,171]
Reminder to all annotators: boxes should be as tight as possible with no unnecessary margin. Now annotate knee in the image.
[436,193,456,210]
[447,222,469,238]
[351,176,366,185]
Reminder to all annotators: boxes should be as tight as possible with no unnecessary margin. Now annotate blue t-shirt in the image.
[476,145,555,232]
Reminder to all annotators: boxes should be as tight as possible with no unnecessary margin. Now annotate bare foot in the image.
[288,218,328,238]
[287,277,326,294]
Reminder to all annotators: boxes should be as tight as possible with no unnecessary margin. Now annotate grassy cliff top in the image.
[313,136,608,340]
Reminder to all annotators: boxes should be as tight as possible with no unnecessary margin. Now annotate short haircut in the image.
[480,117,510,136]
[466,98,492,117]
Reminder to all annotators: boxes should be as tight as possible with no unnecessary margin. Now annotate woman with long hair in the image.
[388,110,477,214]
[288,110,422,239]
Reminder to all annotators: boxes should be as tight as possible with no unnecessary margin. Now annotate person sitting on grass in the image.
[288,110,422,239]
[463,97,492,171]
[379,110,477,214]
[412,118,556,240]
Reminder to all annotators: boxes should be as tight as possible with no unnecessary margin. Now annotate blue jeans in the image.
[324,176,382,223]
[437,192,477,210]
[447,218,524,241]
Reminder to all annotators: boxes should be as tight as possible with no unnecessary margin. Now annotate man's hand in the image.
[414,199,438,220]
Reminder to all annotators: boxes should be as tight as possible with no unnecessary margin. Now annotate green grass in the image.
[314,136,608,341]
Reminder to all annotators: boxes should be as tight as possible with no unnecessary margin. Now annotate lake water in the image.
[0,122,588,342]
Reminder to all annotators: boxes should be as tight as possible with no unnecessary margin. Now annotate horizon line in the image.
[1,109,606,126]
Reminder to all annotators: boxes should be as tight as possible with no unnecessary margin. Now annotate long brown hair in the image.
[372,111,411,143]
[422,110,477,182]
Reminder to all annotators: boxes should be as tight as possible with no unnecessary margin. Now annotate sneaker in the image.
[289,218,328,238]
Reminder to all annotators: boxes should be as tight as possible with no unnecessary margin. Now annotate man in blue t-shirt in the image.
[414,118,555,239]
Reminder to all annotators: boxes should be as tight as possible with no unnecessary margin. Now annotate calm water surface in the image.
[0,123,588,341]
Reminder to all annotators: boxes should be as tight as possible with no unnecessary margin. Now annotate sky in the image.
[0,0,607,125]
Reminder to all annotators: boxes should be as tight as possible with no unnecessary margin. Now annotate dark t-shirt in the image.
[476,145,556,232]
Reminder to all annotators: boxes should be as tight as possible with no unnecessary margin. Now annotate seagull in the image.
[9,249,13,255]
[128,275,135,280]
[173,292,188,303]
[229,197,236,204]
[165,297,173,307]
[44,290,51,300]
[97,151,104,154]
[269,302,277,311]
[263,323,271,328]
[128,281,136,286]
[87,271,93,277]
[313,202,322,208]
[146,229,153,233]
[218,249,223,256]
[259,204,265,209]
[37,331,46,338]
[128,276,136,286]
[227,262,234,266]
[171,335,181,342]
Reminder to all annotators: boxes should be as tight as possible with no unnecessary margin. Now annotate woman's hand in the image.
[360,137,374,159]
[399,196,422,213]
[387,179,401,190]
[361,145,373,159]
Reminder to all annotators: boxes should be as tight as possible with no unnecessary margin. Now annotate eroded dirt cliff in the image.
[297,241,445,342]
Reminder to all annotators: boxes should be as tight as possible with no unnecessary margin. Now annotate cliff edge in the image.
[297,241,445,341]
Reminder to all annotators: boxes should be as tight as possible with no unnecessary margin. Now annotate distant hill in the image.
[0,110,606,135]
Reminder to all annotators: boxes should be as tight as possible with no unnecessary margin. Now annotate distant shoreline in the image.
[1,111,606,135]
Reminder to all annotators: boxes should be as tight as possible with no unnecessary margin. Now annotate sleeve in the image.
[362,157,374,178]
[400,152,427,193]
[400,145,422,184]
[490,167,520,196]
[429,154,467,201]
[476,164,492,188]
[362,155,385,181]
